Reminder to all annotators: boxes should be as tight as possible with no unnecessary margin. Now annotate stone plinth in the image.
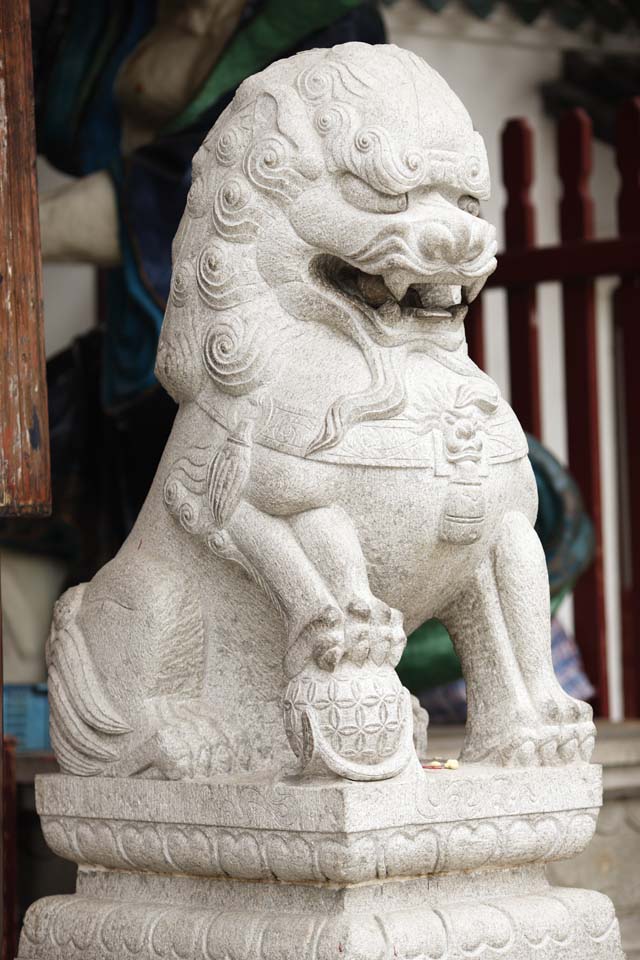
[429,722,639,958]
[549,722,640,959]
[18,763,624,960]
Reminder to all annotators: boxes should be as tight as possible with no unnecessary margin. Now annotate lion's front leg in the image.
[225,502,405,677]
[442,510,595,767]
[493,511,595,763]
[225,501,347,676]
[288,505,406,669]
[442,551,541,767]
[227,501,416,780]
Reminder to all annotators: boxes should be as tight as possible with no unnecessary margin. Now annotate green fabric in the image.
[398,590,567,695]
[396,619,461,693]
[164,0,367,134]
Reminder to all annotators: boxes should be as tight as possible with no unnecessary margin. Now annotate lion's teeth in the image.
[384,274,411,301]
[415,307,451,318]
[463,278,485,304]
[418,284,460,309]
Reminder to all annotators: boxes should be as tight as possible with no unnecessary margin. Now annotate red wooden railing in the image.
[466,98,640,718]
[613,100,640,720]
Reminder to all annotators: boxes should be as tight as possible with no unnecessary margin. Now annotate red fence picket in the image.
[502,119,542,437]
[557,109,608,716]
[613,98,640,719]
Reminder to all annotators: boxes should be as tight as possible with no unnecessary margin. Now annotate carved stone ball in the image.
[283,662,411,776]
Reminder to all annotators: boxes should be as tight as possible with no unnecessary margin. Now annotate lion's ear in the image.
[253,93,278,132]
[253,88,323,182]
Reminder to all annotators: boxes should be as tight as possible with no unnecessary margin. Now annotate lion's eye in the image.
[340,174,408,214]
[459,195,480,217]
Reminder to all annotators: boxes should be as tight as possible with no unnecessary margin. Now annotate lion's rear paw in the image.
[154,716,221,780]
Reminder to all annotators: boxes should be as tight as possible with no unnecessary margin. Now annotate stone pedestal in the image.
[18,762,624,960]
[549,722,640,959]
[429,722,639,958]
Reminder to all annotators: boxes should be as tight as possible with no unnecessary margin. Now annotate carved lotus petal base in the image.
[35,764,605,882]
[21,767,625,960]
[19,878,623,960]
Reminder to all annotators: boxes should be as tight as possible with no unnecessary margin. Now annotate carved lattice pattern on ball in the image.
[284,673,404,763]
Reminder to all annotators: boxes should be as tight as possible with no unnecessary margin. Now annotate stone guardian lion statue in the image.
[47,42,595,781]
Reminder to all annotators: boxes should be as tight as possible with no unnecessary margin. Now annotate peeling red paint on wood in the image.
[0,0,50,516]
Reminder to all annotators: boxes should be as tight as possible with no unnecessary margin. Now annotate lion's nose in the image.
[419,220,460,264]
[419,217,489,264]
[455,420,476,440]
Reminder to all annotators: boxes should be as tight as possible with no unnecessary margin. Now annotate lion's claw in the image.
[343,596,406,667]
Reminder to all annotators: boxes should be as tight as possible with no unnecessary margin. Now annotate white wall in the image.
[385,0,626,716]
[37,158,95,358]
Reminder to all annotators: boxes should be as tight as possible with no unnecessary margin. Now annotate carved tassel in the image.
[207,419,254,527]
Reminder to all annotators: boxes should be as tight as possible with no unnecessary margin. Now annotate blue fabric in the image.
[38,0,155,176]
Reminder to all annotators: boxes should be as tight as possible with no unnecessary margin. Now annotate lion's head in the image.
[156,43,497,453]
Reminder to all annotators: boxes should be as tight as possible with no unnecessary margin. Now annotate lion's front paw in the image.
[536,722,596,764]
[284,605,346,676]
[533,687,594,727]
[343,597,406,667]
[526,684,595,762]
[462,716,596,768]
[284,597,406,677]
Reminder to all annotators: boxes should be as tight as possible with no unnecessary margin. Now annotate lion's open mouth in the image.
[314,256,482,328]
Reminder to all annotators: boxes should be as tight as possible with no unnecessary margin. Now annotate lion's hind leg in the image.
[442,554,542,767]
[48,557,227,781]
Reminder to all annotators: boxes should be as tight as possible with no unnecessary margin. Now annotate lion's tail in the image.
[46,585,132,776]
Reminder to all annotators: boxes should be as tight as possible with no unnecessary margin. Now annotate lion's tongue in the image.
[356,273,391,307]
